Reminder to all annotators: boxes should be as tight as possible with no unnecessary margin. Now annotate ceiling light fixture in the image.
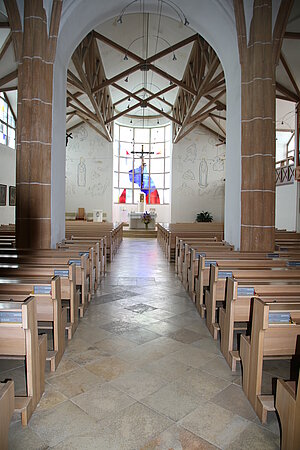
[172,54,177,61]
[124,54,128,60]
[124,77,129,82]
[116,0,189,28]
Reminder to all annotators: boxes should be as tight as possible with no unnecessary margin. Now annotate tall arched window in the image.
[114,124,171,204]
[0,93,16,149]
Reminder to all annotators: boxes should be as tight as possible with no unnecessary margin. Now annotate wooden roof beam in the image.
[209,113,226,136]
[189,88,226,124]
[0,32,12,61]
[0,69,18,88]
[276,82,299,102]
[147,103,181,125]
[72,49,112,141]
[174,55,220,142]
[280,51,300,99]
[92,63,142,94]
[284,32,300,40]
[149,64,196,96]
[146,34,198,64]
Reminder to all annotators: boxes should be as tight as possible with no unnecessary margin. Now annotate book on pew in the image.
[268,312,291,324]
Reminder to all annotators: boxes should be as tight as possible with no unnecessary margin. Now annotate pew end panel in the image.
[0,380,14,449]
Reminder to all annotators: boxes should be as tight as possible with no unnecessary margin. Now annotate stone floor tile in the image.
[143,354,193,382]
[167,327,204,344]
[71,383,136,421]
[8,421,48,450]
[179,401,249,449]
[141,381,200,421]
[110,368,168,400]
[171,346,218,369]
[211,383,257,421]
[140,424,220,450]
[192,337,222,355]
[46,367,105,398]
[142,320,182,336]
[201,355,242,382]
[175,368,231,401]
[85,356,134,381]
[120,328,161,344]
[29,401,101,448]
[99,402,173,449]
[225,422,280,449]
[101,319,141,334]
[92,335,138,356]
[37,383,68,412]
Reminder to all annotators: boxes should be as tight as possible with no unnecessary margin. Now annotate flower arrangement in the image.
[142,211,151,229]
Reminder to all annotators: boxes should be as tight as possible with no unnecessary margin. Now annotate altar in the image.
[129,212,157,229]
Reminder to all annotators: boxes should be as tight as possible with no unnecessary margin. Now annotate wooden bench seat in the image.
[205,264,300,339]
[0,252,89,315]
[0,297,47,425]
[194,253,293,315]
[0,263,79,339]
[219,277,300,370]
[240,297,300,423]
[0,277,66,372]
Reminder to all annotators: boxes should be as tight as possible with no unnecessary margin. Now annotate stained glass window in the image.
[114,124,171,204]
[0,93,16,149]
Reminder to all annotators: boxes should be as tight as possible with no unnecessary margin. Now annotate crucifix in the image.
[131,144,154,190]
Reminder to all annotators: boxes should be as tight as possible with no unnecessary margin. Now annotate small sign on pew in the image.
[237,287,255,296]
[196,252,206,258]
[267,253,280,258]
[218,271,233,279]
[54,269,69,277]
[68,259,81,266]
[33,285,52,295]
[205,260,217,267]
[0,311,22,323]
[268,312,291,324]
[287,261,300,267]
[79,252,89,257]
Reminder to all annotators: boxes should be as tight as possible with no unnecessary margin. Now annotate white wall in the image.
[0,143,15,225]
[171,127,225,223]
[65,124,113,221]
[276,182,297,231]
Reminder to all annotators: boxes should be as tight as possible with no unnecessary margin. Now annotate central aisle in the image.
[10,238,280,449]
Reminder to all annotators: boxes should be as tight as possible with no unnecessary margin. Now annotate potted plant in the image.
[196,211,213,222]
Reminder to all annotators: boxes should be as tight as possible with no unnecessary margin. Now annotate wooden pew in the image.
[0,297,47,425]
[276,372,300,450]
[180,242,234,289]
[0,252,89,315]
[219,277,300,370]
[205,264,300,339]
[240,297,300,423]
[65,221,123,261]
[0,380,14,449]
[0,277,66,371]
[157,222,224,261]
[175,237,217,273]
[194,253,289,316]
[0,263,79,339]
[59,238,106,277]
